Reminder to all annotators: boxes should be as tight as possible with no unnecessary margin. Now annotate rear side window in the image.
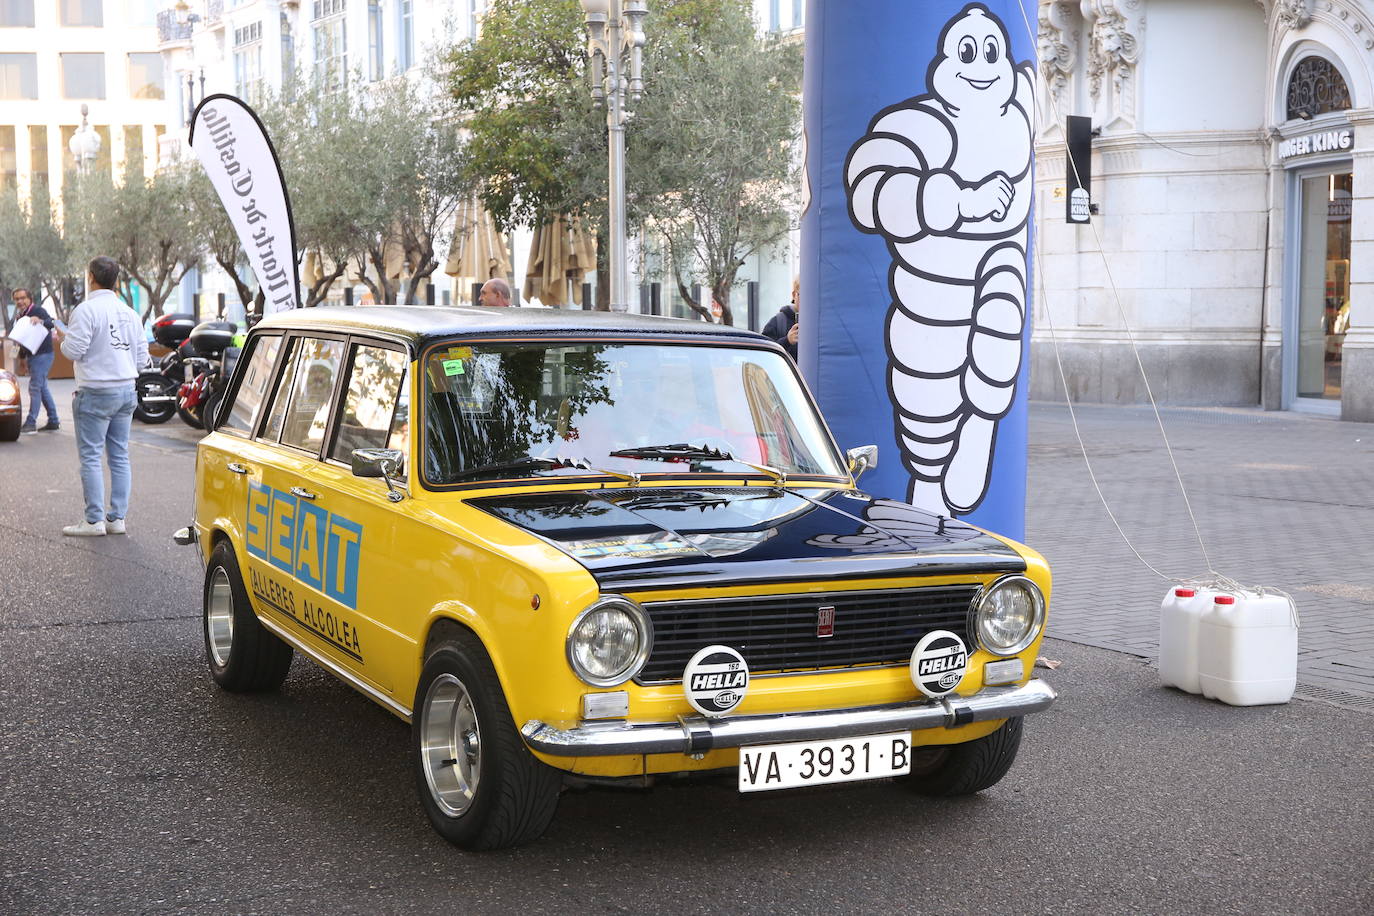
[220,335,281,434]
[278,337,345,452]
[330,344,410,480]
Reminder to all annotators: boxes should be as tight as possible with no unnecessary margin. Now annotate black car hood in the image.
[469,487,1024,592]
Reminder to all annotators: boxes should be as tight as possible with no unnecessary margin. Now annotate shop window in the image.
[1286,56,1351,121]
[1295,172,1352,401]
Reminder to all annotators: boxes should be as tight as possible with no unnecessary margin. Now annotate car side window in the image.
[220,335,282,435]
[276,337,345,453]
[260,337,301,444]
[330,344,410,481]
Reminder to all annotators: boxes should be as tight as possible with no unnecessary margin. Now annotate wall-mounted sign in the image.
[1279,128,1352,160]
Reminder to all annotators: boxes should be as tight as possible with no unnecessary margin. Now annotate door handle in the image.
[290,486,318,500]
[227,463,249,475]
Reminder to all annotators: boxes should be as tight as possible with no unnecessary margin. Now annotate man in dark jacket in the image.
[762,276,800,360]
[13,288,59,433]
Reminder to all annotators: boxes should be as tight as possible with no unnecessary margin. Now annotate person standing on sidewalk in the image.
[762,276,800,360]
[54,257,147,537]
[13,288,60,434]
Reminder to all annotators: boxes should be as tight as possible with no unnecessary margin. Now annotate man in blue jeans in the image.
[55,257,148,537]
[13,287,60,434]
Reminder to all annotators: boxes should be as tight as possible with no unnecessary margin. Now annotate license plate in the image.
[738,732,911,792]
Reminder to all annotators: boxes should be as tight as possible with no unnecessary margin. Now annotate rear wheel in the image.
[413,628,561,850]
[133,372,178,424]
[203,541,292,692]
[905,716,1024,796]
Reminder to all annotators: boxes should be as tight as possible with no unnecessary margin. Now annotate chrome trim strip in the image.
[521,678,1056,757]
[256,615,413,722]
[638,582,985,609]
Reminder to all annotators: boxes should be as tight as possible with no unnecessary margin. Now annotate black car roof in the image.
[254,305,773,349]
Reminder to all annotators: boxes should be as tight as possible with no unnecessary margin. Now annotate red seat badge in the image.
[816,605,836,638]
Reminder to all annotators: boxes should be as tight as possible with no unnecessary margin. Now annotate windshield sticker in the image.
[446,346,473,360]
[442,358,465,376]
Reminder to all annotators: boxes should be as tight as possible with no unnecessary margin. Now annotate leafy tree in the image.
[64,165,202,320]
[258,79,373,307]
[446,0,800,319]
[629,0,801,324]
[188,168,258,312]
[0,182,72,327]
[445,0,603,232]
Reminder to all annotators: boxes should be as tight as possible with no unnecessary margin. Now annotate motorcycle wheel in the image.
[178,399,205,430]
[201,381,228,432]
[133,372,178,425]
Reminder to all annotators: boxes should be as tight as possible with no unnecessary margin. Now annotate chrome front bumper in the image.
[521,678,1057,757]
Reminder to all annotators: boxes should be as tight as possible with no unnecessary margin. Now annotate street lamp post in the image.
[580,0,646,312]
[68,104,102,174]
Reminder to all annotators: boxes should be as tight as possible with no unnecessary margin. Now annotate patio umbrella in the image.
[523,213,597,308]
[445,194,512,303]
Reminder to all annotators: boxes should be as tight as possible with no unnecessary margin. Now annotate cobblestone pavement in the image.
[1026,400,1374,711]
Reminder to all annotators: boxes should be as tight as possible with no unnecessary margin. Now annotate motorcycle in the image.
[174,321,240,430]
[133,313,197,424]
[134,317,237,427]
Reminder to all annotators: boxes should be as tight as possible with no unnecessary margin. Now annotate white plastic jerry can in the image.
[1197,592,1299,707]
[1159,586,1209,694]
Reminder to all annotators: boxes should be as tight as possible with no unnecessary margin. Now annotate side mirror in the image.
[846,445,878,481]
[352,447,406,502]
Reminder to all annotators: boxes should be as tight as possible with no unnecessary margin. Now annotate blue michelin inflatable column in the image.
[799,0,1036,540]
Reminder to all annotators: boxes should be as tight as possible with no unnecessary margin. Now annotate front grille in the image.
[637,585,979,684]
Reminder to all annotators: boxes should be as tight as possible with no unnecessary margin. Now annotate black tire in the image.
[413,627,561,850]
[203,541,293,692]
[905,716,1024,797]
[0,414,18,442]
[133,372,178,424]
[201,380,227,432]
[178,398,204,430]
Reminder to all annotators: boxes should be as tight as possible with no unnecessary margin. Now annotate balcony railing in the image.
[157,9,193,44]
[206,0,224,25]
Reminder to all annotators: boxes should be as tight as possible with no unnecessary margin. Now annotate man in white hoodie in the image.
[55,256,148,536]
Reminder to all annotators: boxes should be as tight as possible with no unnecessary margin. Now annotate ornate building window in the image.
[1286,56,1352,120]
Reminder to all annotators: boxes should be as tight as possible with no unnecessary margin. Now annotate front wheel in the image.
[203,541,293,692]
[133,372,177,424]
[905,716,1024,797]
[413,628,561,850]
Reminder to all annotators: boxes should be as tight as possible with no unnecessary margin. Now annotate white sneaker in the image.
[105,518,127,535]
[63,520,107,537]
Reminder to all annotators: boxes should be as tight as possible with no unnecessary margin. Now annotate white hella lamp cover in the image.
[683,645,750,717]
[910,629,968,698]
[189,95,300,315]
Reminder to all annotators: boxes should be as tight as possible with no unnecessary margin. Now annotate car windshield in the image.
[422,340,845,484]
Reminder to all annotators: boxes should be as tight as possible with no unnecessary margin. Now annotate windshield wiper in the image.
[610,443,787,486]
[449,456,576,481]
[609,443,732,462]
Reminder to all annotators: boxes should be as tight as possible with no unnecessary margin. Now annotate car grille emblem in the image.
[816,605,836,639]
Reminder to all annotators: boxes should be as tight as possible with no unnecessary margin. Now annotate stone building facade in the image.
[1032,0,1374,420]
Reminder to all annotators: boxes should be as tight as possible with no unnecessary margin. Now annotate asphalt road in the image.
[1,415,1372,915]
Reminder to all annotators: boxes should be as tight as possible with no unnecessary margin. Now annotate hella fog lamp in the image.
[566,596,651,687]
[974,575,1045,657]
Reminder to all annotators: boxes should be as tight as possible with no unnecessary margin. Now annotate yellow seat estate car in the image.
[178,305,1056,850]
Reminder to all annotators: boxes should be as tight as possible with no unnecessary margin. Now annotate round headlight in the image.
[566,596,651,687]
[974,575,1045,656]
[0,379,16,401]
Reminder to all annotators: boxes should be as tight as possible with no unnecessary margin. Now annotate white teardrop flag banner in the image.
[189,94,300,314]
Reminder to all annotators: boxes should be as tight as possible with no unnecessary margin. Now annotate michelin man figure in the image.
[845,3,1033,516]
